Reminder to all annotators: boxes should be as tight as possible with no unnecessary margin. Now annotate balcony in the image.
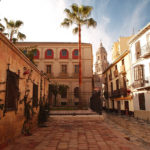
[59,72,69,78]
[120,88,127,97]
[132,79,144,88]
[72,73,79,78]
[140,43,150,58]
[113,89,121,98]
[120,65,126,75]
[114,70,118,77]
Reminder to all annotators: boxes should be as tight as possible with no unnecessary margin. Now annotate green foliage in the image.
[49,83,69,106]
[22,96,34,136]
[61,3,97,34]
[19,46,37,64]
[2,17,26,43]
[38,100,50,126]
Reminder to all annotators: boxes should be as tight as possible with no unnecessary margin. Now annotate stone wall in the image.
[0,33,49,146]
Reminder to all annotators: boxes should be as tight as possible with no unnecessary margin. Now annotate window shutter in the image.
[135,41,141,59]
[5,70,19,111]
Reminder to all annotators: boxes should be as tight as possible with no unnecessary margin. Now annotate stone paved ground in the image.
[104,112,150,150]
[2,115,147,150]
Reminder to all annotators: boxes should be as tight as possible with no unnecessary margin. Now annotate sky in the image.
[0,0,150,64]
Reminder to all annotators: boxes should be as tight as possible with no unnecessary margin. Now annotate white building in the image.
[129,23,150,121]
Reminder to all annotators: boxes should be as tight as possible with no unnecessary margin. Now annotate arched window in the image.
[60,49,68,59]
[45,49,53,59]
[34,49,40,59]
[72,49,79,59]
[23,49,27,55]
[74,87,79,98]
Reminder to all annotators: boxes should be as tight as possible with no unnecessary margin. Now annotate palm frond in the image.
[71,3,79,14]
[17,32,26,40]
[0,23,5,32]
[80,5,93,18]
[64,8,76,20]
[86,18,97,28]
[15,20,23,28]
[61,18,72,27]
[12,38,18,43]
[72,27,78,34]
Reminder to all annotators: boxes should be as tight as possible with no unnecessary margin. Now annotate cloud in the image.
[81,15,112,66]
[0,0,112,68]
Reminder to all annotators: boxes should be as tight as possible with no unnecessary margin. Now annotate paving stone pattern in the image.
[104,112,150,150]
[2,115,146,150]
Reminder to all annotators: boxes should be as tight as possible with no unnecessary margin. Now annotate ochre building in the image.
[16,42,93,107]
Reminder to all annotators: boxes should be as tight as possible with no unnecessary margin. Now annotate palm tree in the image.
[61,3,97,107]
[4,18,26,43]
[0,19,5,32]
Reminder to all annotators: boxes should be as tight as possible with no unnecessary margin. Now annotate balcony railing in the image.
[114,70,118,77]
[120,88,127,97]
[113,89,121,98]
[132,79,144,88]
[140,43,150,58]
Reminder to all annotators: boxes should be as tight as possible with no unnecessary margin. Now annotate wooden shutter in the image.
[32,83,38,107]
[5,70,19,111]
[138,93,145,110]
[135,41,141,59]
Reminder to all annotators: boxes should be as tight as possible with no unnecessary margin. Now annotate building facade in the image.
[15,42,93,107]
[129,23,150,121]
[103,36,134,115]
[0,32,49,145]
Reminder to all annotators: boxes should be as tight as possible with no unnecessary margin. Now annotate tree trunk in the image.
[78,24,82,108]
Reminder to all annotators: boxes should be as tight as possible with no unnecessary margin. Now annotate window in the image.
[116,79,119,90]
[115,65,117,70]
[72,49,79,59]
[5,70,19,111]
[139,93,145,110]
[134,65,144,81]
[32,83,38,107]
[45,49,53,59]
[34,49,39,59]
[62,65,67,73]
[111,82,113,94]
[23,50,27,55]
[46,65,51,74]
[47,50,52,56]
[74,87,79,98]
[75,65,79,73]
[60,49,68,59]
[61,88,67,98]
[62,49,67,56]
[34,51,37,56]
[146,33,150,47]
[122,59,124,65]
[135,41,141,59]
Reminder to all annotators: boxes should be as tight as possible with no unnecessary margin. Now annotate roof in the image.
[15,41,92,46]
[129,22,150,44]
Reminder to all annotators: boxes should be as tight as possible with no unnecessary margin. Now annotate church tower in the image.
[95,42,109,74]
[94,42,109,90]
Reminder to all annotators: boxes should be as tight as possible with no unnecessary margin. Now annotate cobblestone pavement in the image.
[104,112,150,150]
[2,115,147,150]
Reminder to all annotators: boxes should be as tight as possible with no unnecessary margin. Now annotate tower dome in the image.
[99,42,107,54]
